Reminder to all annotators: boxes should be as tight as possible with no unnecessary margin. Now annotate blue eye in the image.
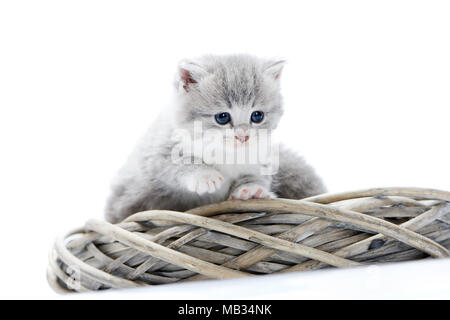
[215,112,231,125]
[251,111,264,123]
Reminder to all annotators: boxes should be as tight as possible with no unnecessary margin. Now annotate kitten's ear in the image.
[263,59,286,80]
[178,60,208,92]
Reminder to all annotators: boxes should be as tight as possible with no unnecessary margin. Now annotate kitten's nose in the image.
[234,135,249,143]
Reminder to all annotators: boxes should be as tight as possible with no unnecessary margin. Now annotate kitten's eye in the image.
[250,111,264,123]
[215,112,231,125]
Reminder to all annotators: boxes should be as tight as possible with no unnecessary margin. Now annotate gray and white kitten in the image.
[105,54,326,223]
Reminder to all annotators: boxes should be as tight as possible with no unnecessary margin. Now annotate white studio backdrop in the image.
[0,1,449,298]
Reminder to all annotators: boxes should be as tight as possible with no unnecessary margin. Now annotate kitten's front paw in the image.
[185,169,225,195]
[229,183,276,200]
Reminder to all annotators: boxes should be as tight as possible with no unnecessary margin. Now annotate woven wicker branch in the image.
[47,187,450,293]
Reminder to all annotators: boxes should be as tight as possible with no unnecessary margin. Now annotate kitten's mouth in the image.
[223,136,254,149]
[234,141,248,148]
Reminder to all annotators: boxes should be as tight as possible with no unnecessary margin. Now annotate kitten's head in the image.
[173,54,285,147]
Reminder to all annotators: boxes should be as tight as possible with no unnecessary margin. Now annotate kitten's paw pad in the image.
[229,184,275,200]
[185,170,224,195]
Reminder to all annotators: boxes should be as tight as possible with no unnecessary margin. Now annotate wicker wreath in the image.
[47,187,450,293]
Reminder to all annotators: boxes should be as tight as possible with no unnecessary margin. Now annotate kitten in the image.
[105,54,326,223]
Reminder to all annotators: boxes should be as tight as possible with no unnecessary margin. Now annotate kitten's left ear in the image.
[178,59,208,92]
[264,59,286,80]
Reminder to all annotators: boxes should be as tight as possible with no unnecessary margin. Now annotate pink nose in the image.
[235,135,249,143]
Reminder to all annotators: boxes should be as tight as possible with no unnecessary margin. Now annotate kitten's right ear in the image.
[178,60,208,92]
[263,59,286,80]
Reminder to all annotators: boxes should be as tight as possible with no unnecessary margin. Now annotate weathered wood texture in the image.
[47,187,450,293]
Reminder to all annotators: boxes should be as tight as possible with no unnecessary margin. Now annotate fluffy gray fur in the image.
[105,54,326,223]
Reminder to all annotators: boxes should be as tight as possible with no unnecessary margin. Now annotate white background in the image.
[0,1,449,299]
